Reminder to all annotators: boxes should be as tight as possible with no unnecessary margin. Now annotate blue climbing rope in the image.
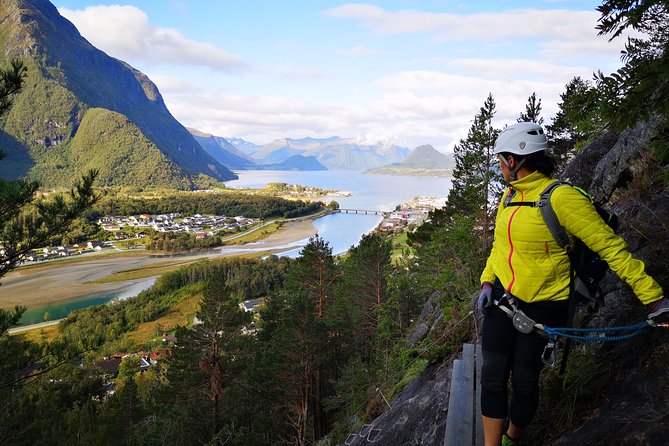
[542,321,652,343]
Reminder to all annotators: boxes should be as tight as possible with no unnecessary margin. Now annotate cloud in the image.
[154,68,567,152]
[451,58,594,81]
[324,4,618,59]
[324,4,592,38]
[146,74,200,94]
[58,5,247,72]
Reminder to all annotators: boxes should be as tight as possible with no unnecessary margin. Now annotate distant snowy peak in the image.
[226,137,262,156]
[253,136,409,170]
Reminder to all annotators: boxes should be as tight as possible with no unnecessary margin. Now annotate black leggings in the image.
[480,295,568,428]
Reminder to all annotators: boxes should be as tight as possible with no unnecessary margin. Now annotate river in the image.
[17,171,452,325]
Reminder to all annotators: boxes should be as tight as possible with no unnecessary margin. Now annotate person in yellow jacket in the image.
[476,122,667,446]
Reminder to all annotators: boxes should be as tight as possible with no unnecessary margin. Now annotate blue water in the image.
[18,171,451,326]
[18,278,156,326]
[225,170,452,256]
[279,212,382,257]
[226,170,452,211]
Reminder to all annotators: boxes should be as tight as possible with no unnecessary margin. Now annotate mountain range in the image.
[365,144,454,176]
[0,0,237,189]
[189,132,412,171]
[0,0,427,187]
[251,136,410,170]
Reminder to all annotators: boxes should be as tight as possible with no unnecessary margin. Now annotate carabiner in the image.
[542,342,557,368]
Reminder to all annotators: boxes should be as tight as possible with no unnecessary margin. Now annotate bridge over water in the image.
[337,208,389,216]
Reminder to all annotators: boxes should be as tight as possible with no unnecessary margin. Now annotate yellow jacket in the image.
[481,171,663,304]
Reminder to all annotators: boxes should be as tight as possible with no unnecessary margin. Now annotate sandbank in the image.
[0,219,317,309]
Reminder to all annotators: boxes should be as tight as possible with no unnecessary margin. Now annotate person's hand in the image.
[647,297,669,322]
[477,282,494,314]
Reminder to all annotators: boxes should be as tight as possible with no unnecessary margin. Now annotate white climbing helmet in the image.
[494,122,548,155]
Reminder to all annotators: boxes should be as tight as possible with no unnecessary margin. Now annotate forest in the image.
[93,192,327,220]
[1,1,668,445]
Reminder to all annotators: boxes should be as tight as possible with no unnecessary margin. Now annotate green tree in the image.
[159,276,251,444]
[444,93,501,249]
[518,92,544,124]
[116,355,142,433]
[595,0,669,128]
[338,233,392,361]
[546,76,606,164]
[291,235,339,319]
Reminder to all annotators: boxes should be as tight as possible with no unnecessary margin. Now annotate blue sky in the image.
[54,1,627,152]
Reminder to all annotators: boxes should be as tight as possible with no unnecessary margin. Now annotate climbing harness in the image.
[493,293,668,368]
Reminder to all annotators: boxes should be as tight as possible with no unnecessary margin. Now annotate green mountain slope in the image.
[0,0,236,188]
[69,109,209,188]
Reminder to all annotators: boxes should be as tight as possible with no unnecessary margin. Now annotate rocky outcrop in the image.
[548,119,669,445]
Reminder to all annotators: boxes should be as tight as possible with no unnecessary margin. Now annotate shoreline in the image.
[0,219,317,310]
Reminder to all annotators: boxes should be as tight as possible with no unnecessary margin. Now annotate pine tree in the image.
[518,92,544,124]
[546,77,604,166]
[338,232,392,361]
[252,236,340,445]
[445,93,502,248]
[162,276,251,444]
[595,0,669,128]
[290,235,339,319]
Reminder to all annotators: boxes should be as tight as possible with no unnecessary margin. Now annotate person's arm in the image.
[552,187,663,305]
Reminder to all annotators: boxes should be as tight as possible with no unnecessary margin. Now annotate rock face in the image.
[344,360,452,446]
[549,118,669,446]
[350,119,669,445]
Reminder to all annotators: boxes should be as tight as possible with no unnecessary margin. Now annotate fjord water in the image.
[19,278,157,326]
[19,171,451,325]
[226,170,452,211]
[226,170,452,256]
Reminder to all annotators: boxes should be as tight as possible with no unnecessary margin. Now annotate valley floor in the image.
[0,219,317,309]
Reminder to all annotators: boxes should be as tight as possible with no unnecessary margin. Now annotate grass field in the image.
[89,259,202,283]
[123,294,202,346]
[222,222,282,245]
[391,231,413,263]
[15,323,61,343]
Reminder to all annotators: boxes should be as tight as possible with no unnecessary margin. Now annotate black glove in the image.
[477,282,494,314]
[647,298,669,322]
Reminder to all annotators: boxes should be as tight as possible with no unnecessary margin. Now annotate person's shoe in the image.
[501,433,520,446]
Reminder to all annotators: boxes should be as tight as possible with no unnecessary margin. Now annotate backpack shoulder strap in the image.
[539,181,572,251]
